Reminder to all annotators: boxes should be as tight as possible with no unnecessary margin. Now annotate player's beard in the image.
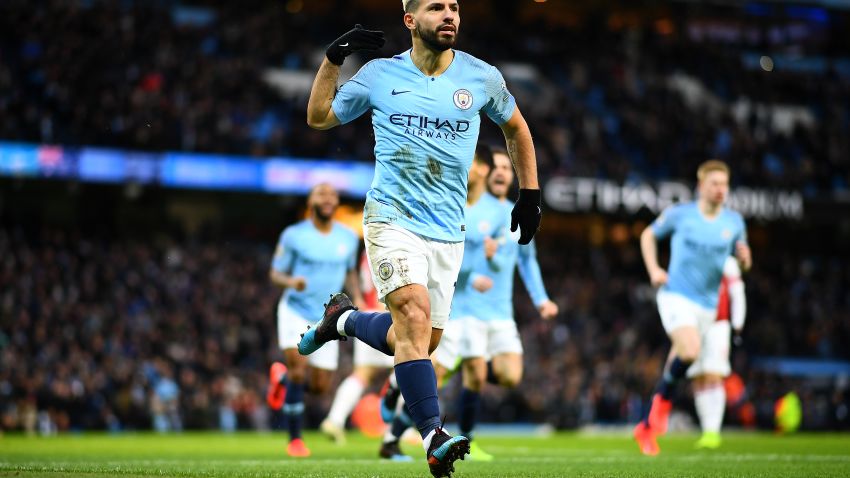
[312,204,334,223]
[417,23,455,52]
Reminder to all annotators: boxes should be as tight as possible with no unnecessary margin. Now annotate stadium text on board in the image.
[544,176,804,221]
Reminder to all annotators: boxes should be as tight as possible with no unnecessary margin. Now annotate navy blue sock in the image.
[345,311,393,356]
[283,380,305,440]
[458,388,480,440]
[390,413,409,440]
[486,362,499,385]
[655,357,691,400]
[394,359,441,439]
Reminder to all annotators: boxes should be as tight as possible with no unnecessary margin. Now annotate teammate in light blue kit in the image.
[304,2,541,476]
[435,147,559,461]
[634,160,752,456]
[265,183,362,458]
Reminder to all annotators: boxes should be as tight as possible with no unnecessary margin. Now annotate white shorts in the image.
[363,222,463,330]
[353,338,394,368]
[459,316,523,358]
[656,291,731,378]
[277,300,338,371]
[433,319,462,370]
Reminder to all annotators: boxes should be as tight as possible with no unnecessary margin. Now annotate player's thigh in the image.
[657,291,700,334]
[491,352,523,387]
[657,291,702,357]
[487,320,523,357]
[687,320,731,379]
[458,316,488,359]
[426,239,464,330]
[432,319,462,371]
[363,222,430,304]
[354,337,394,369]
[277,300,309,352]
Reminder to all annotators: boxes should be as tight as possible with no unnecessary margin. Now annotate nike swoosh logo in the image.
[339,43,349,47]
[391,90,411,95]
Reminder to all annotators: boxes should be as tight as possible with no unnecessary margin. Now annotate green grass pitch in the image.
[1,431,848,477]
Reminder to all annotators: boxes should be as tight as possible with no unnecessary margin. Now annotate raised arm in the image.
[306,58,342,130]
[306,24,385,130]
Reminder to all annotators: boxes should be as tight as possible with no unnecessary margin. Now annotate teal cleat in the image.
[427,428,469,478]
[297,293,355,355]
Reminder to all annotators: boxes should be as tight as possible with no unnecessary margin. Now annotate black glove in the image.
[326,24,385,66]
[511,189,542,245]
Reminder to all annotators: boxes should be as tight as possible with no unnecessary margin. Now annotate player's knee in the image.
[463,371,485,391]
[500,372,522,389]
[676,340,701,363]
[288,368,307,383]
[679,348,700,363]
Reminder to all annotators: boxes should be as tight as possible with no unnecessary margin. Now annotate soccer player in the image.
[633,160,752,456]
[451,147,559,460]
[689,255,746,449]
[302,1,542,475]
[378,143,497,461]
[319,252,395,445]
[266,183,362,457]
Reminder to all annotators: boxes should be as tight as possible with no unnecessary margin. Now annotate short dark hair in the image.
[474,143,494,170]
[404,0,420,13]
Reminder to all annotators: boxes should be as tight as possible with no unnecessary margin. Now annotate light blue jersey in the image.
[453,195,550,321]
[651,202,747,309]
[271,220,359,322]
[332,49,516,242]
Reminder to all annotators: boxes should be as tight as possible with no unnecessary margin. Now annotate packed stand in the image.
[1,227,848,433]
[1,2,848,193]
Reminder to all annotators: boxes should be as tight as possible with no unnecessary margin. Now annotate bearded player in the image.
[266,183,362,457]
[301,1,542,476]
[634,160,752,456]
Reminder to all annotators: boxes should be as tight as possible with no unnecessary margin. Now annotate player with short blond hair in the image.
[634,160,752,455]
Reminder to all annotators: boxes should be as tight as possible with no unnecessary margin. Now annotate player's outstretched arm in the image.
[499,107,540,245]
[306,25,385,130]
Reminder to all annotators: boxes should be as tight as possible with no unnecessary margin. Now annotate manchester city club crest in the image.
[453,89,473,110]
[378,260,394,281]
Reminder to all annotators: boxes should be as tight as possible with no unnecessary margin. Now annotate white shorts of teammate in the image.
[354,338,395,368]
[460,316,523,359]
[433,318,463,370]
[657,290,731,378]
[363,222,464,330]
[278,300,338,370]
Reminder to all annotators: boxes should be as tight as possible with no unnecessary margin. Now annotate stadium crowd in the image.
[1,226,848,433]
[1,1,848,194]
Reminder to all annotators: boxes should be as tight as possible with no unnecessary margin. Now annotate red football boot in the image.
[266,362,288,411]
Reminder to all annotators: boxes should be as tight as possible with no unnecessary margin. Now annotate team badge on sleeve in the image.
[378,260,394,281]
[453,89,473,110]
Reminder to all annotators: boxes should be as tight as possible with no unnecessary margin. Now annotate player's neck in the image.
[698,199,722,218]
[311,216,333,233]
[410,41,454,77]
[467,180,486,206]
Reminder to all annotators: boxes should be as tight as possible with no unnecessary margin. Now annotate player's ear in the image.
[403,12,415,31]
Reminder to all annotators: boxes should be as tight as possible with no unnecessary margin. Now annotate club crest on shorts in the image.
[378,260,394,281]
[453,89,473,110]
